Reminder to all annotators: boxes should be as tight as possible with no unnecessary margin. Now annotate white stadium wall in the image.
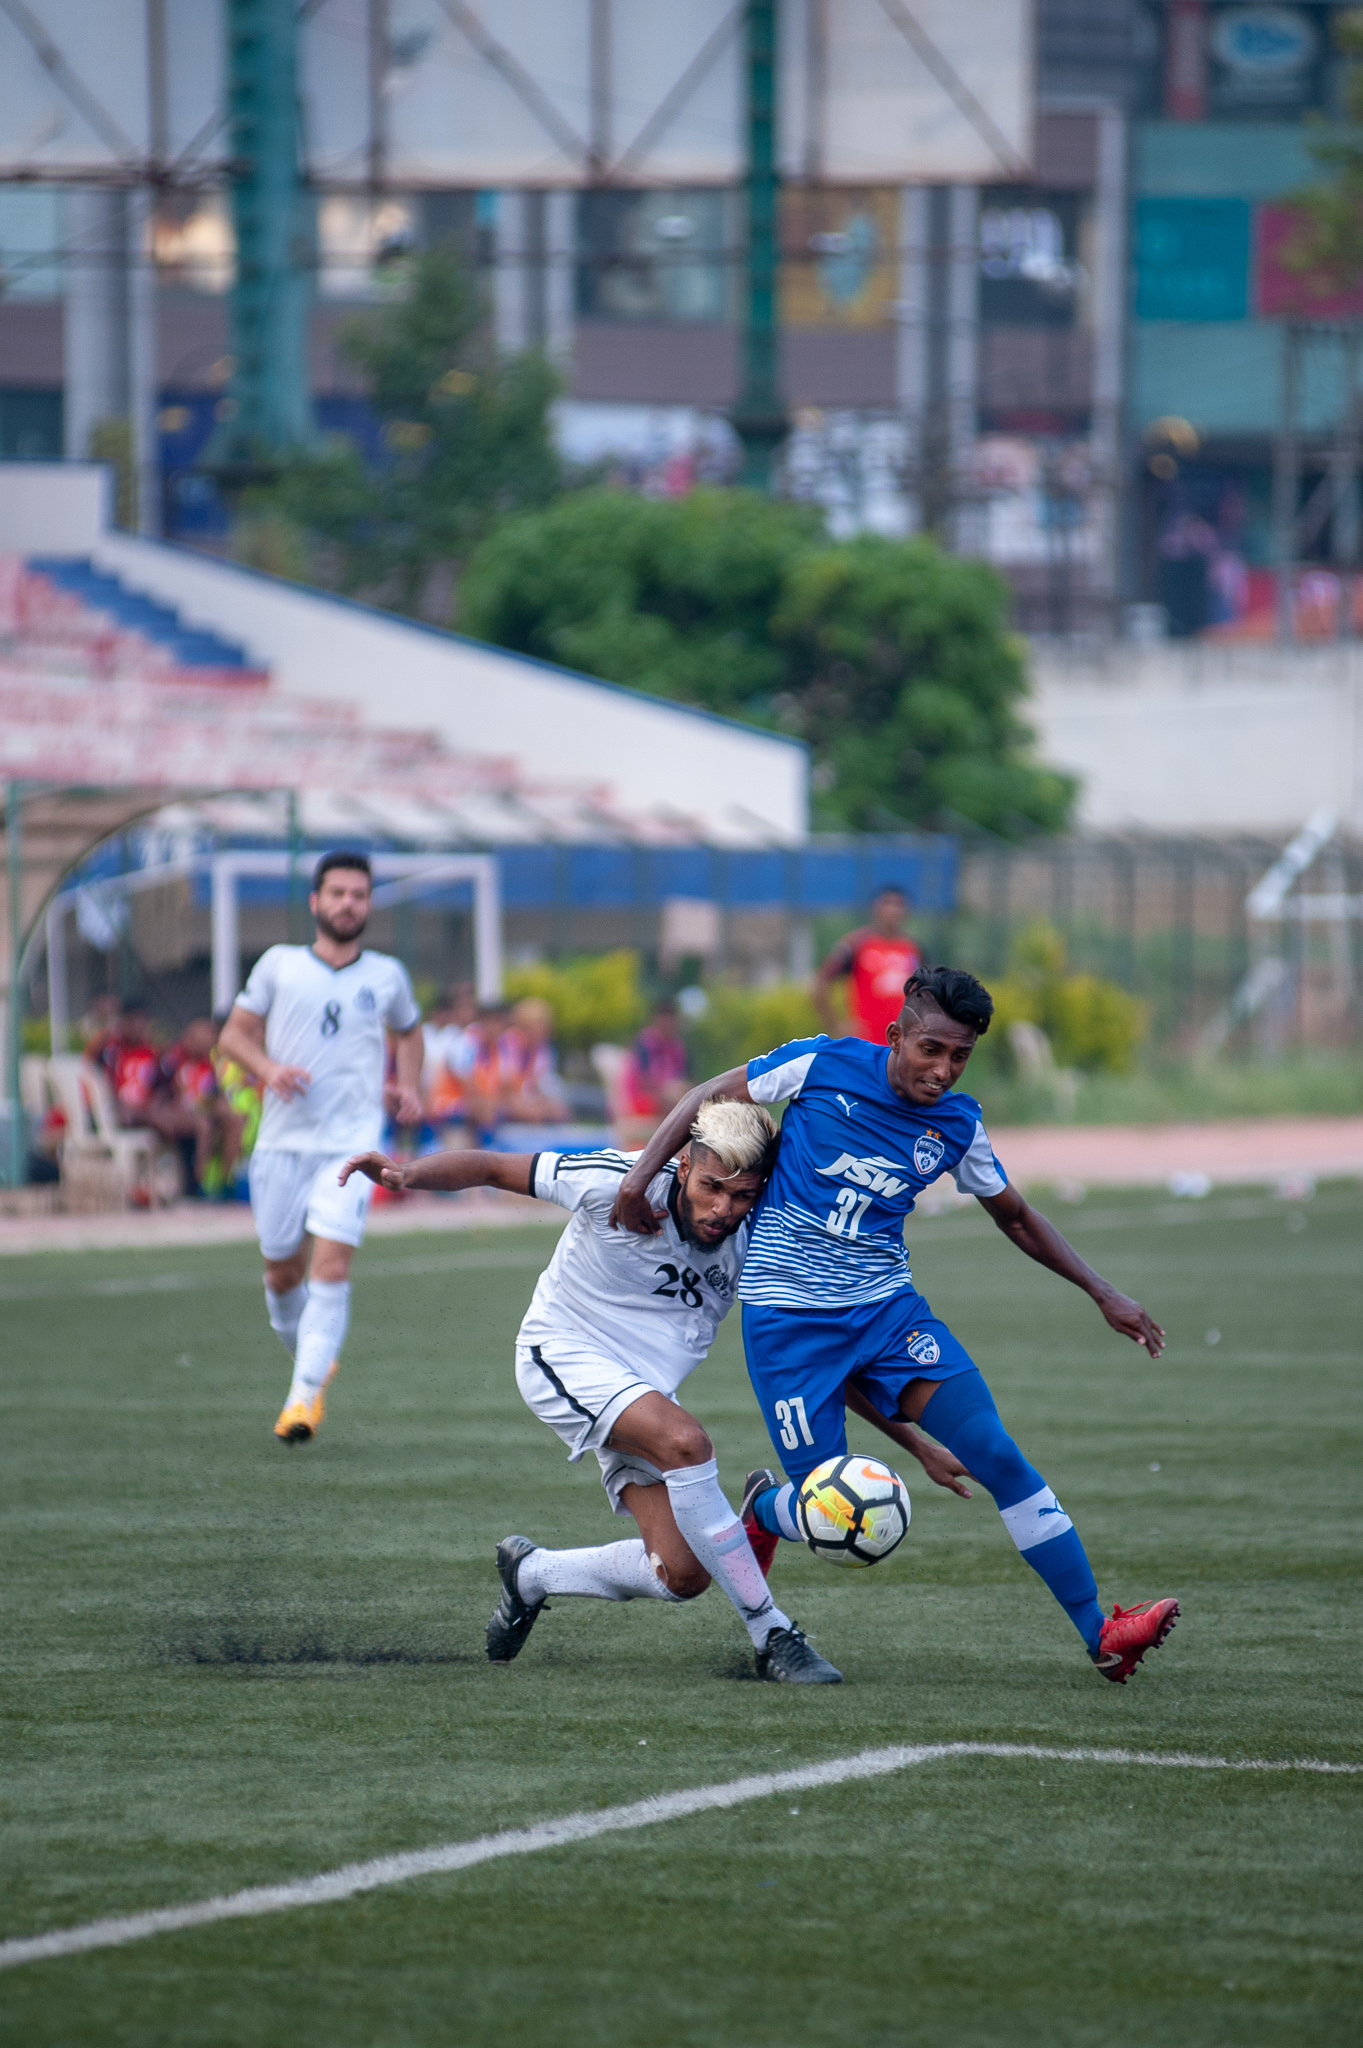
[0,464,109,554]
[90,531,808,844]
[1030,642,1363,838]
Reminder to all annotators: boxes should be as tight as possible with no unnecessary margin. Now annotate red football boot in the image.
[1094,1598,1180,1683]
[740,1467,781,1578]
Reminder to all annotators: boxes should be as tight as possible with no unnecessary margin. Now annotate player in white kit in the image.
[217,852,423,1442]
[340,1100,846,1683]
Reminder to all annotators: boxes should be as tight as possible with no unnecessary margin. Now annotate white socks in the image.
[289,1279,350,1400]
[766,1481,802,1542]
[664,1459,790,1649]
[265,1282,308,1358]
[514,1468,796,1651]
[517,1540,680,1605]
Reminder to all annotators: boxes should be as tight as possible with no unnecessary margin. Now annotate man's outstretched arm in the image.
[977,1183,1166,1357]
[340,1149,536,1197]
[608,1065,751,1235]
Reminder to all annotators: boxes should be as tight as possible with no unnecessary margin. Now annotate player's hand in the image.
[385,1083,424,1125]
[339,1151,407,1191]
[1096,1285,1166,1358]
[911,1436,974,1498]
[265,1061,311,1101]
[892,1424,973,1498]
[608,1181,667,1235]
[866,1416,974,1498]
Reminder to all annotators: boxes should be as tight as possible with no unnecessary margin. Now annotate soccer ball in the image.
[795,1454,910,1568]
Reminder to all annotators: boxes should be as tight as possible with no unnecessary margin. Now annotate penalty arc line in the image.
[2,1741,1359,1972]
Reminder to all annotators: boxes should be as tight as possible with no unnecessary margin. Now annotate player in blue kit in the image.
[611,966,1180,1685]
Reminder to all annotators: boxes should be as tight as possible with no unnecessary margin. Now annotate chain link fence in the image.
[904,833,1363,1055]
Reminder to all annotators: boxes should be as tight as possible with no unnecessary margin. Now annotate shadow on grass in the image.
[156,1625,476,1668]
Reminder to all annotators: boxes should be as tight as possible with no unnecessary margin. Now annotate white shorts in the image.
[515,1337,671,1517]
[249,1149,374,1261]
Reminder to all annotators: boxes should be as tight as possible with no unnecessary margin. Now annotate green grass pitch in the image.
[1,1184,1360,2046]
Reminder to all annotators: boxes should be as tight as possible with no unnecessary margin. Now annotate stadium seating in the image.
[13,556,268,687]
[28,558,255,668]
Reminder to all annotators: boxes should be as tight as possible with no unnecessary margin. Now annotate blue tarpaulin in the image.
[82,835,957,917]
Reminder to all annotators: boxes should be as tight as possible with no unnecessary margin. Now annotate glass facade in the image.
[979,189,1085,330]
[576,188,734,323]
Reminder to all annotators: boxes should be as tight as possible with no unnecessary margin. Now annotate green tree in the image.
[503,949,647,1052]
[772,534,1075,833]
[245,249,562,616]
[458,486,820,714]
[982,923,1148,1073]
[459,491,1073,835]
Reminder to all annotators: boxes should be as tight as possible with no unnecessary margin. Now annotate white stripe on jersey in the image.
[954,1119,1007,1197]
[522,1149,746,1395]
[746,1048,819,1105]
[738,1197,912,1309]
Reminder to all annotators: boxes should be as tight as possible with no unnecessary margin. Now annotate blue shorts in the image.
[741,1292,978,1486]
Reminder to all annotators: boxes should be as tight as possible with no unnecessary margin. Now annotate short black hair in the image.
[312,850,372,891]
[873,883,909,902]
[901,966,994,1036]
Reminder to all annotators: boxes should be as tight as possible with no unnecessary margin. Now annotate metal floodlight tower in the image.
[731,0,786,490]
[222,0,312,466]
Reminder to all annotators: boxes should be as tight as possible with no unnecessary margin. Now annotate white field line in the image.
[3,1742,1358,1973]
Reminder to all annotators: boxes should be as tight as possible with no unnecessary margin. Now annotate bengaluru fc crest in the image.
[912,1131,945,1177]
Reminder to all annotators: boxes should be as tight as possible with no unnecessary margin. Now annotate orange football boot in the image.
[273,1362,337,1444]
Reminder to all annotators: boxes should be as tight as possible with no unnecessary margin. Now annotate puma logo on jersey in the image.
[835,1094,857,1117]
[816,1151,910,1197]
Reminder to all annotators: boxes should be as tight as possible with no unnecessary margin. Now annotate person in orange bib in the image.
[814,886,922,1044]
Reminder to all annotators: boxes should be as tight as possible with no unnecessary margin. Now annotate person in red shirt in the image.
[107,1009,167,1117]
[813,886,923,1044]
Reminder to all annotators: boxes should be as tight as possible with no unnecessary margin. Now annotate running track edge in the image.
[3,1741,1359,1971]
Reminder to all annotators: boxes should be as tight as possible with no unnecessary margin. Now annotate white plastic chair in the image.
[46,1055,169,1205]
[18,1054,51,1125]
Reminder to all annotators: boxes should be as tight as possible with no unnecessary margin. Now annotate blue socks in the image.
[753,1371,1105,1653]
[751,1483,800,1542]
[920,1371,1105,1651]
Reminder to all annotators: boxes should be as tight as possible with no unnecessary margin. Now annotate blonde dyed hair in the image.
[688,1097,779,1178]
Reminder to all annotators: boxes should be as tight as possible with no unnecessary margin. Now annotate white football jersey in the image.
[235,944,420,1155]
[521,1149,748,1396]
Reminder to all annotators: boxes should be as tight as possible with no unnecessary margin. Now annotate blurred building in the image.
[1128,0,1363,642]
[0,1,1110,622]
[3,3,1360,640]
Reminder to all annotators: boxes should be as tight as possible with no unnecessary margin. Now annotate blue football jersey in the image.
[741,1035,1007,1309]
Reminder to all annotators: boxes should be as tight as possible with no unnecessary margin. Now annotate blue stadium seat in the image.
[27,555,252,669]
